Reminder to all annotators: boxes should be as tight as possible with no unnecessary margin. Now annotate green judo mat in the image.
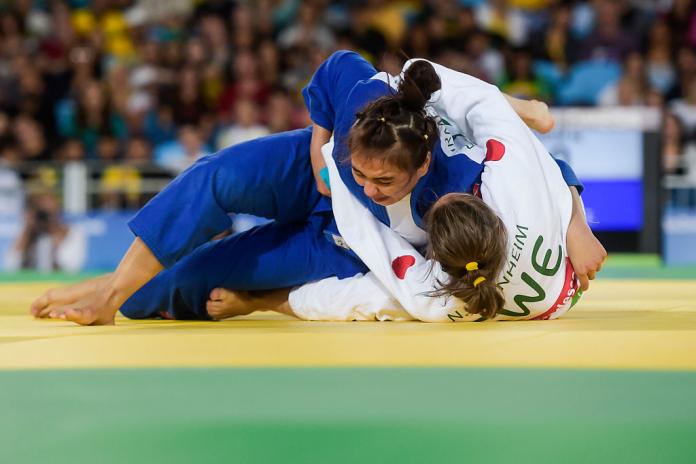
[2,367,696,464]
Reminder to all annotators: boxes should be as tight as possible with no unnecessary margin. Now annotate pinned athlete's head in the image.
[425,193,508,320]
[347,60,441,206]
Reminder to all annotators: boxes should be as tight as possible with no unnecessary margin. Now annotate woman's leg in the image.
[48,237,164,324]
[119,215,367,321]
[128,127,320,268]
[206,288,295,320]
[31,128,322,324]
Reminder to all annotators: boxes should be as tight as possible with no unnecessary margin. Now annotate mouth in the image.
[371,195,391,206]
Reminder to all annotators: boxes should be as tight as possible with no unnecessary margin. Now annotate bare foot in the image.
[31,274,111,318]
[527,100,555,134]
[206,288,257,320]
[48,278,128,325]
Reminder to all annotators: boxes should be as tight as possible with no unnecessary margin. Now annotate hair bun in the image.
[398,60,441,111]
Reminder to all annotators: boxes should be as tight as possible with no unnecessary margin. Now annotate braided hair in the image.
[347,60,441,173]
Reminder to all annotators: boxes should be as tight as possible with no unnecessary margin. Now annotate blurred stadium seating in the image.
[1,0,695,271]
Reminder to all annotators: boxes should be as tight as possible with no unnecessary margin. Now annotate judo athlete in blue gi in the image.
[29,51,597,325]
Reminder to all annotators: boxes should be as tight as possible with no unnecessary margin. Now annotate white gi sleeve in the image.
[288,272,414,322]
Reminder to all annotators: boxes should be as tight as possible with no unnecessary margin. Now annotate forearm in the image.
[310,123,331,172]
[503,94,555,134]
[310,123,332,194]
[569,186,586,223]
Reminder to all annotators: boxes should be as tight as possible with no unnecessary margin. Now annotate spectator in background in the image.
[360,0,422,48]
[670,79,696,139]
[258,38,281,84]
[0,0,694,221]
[403,18,433,58]
[475,0,530,47]
[61,81,126,155]
[154,125,211,173]
[218,50,271,120]
[577,0,636,62]
[598,52,657,106]
[529,1,578,69]
[199,14,230,69]
[0,112,13,148]
[13,116,51,162]
[663,112,686,174]
[666,0,696,48]
[100,136,149,209]
[16,58,55,139]
[216,98,270,149]
[465,29,505,83]
[144,105,177,146]
[58,138,86,162]
[266,89,297,134]
[169,67,206,127]
[0,142,24,218]
[645,19,677,95]
[667,46,696,101]
[501,47,551,101]
[4,190,86,273]
[96,134,121,163]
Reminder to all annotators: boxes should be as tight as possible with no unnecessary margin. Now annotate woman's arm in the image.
[503,95,555,134]
[566,187,607,291]
[302,51,378,195]
[310,123,332,196]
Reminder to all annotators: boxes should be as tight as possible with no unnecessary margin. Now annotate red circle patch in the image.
[391,255,416,279]
[485,139,506,162]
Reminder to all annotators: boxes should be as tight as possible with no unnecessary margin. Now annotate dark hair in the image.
[424,194,508,320]
[347,60,441,173]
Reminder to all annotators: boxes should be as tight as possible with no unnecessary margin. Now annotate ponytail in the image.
[398,59,441,111]
[424,193,508,320]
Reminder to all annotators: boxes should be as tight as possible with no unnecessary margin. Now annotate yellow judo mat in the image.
[2,275,696,464]
[1,279,695,371]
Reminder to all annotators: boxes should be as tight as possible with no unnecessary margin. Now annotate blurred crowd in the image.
[0,0,695,211]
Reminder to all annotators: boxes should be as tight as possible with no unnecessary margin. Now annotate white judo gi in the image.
[289,60,580,322]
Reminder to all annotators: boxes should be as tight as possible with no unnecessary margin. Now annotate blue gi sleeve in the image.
[554,158,584,194]
[302,50,378,131]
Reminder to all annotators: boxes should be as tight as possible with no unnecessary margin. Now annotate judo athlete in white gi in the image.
[29,52,603,325]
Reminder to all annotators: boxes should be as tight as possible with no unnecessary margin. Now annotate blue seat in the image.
[556,60,622,106]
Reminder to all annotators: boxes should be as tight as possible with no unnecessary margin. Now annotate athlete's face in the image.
[350,153,430,206]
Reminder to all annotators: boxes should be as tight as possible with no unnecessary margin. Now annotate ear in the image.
[415,151,431,179]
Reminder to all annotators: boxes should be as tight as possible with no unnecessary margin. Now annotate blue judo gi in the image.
[121,51,582,320]
[121,129,368,320]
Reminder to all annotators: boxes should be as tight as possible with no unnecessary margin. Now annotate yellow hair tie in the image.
[423,134,429,141]
[473,276,486,287]
[465,262,478,271]
[378,117,386,123]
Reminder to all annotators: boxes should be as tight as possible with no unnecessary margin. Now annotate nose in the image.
[363,181,380,199]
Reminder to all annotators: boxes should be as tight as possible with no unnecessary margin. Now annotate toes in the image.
[62,307,97,325]
[206,300,224,320]
[209,288,223,301]
[47,305,70,320]
[37,303,59,318]
[30,293,50,317]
